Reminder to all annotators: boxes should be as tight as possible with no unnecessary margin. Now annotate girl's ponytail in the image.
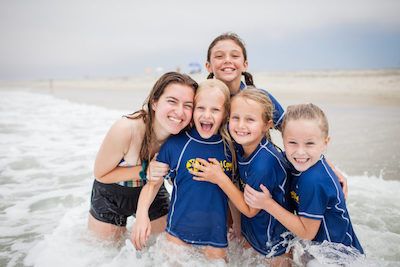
[243,72,255,87]
[207,73,214,79]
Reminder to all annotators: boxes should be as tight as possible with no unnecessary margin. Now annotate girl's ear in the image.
[325,136,331,146]
[205,61,213,74]
[243,60,249,72]
[151,100,157,111]
[323,136,331,154]
[264,119,273,132]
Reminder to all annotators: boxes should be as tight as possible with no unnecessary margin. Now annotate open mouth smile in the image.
[200,121,213,132]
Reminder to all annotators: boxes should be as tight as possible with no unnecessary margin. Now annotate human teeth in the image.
[236,131,247,136]
[169,117,181,123]
[296,158,308,163]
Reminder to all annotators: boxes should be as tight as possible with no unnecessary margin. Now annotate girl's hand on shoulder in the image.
[147,153,169,184]
[337,174,348,200]
[190,158,225,185]
[244,184,271,210]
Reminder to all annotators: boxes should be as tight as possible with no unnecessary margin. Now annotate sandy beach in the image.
[2,69,400,109]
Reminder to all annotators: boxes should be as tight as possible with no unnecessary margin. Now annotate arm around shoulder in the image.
[191,158,260,218]
[244,184,321,240]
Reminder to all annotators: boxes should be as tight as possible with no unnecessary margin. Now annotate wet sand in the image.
[2,69,400,109]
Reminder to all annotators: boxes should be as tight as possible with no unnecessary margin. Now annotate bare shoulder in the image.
[111,117,145,140]
[117,117,146,160]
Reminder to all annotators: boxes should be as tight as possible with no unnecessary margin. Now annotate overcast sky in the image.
[1,0,399,81]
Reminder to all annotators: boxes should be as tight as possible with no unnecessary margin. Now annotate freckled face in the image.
[283,119,329,172]
[152,83,194,135]
[206,40,248,87]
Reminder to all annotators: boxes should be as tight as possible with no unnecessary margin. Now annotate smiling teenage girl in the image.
[88,72,198,242]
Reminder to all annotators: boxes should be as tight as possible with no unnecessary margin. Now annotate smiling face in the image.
[229,96,270,157]
[152,83,194,136]
[206,39,248,91]
[283,119,330,172]
[193,88,226,139]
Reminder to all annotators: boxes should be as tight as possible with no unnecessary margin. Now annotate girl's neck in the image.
[242,135,265,158]
[151,120,170,146]
[226,78,242,95]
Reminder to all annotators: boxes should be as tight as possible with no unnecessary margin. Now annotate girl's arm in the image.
[191,158,260,218]
[244,184,321,240]
[228,200,242,240]
[130,156,167,250]
[130,179,163,250]
[99,156,169,184]
[94,118,137,183]
[97,165,143,184]
[94,118,169,184]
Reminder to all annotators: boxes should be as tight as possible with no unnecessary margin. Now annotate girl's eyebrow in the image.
[214,48,242,54]
[166,96,193,104]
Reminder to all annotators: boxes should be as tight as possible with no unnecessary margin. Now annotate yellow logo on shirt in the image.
[239,176,246,189]
[186,158,232,172]
[291,190,299,204]
[186,159,203,172]
[221,160,232,172]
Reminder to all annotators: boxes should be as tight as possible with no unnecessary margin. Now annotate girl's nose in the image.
[297,145,306,155]
[204,109,212,118]
[175,104,184,117]
[238,119,245,128]
[224,55,231,63]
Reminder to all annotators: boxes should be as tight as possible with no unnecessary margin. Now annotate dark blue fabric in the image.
[157,128,232,248]
[290,155,364,254]
[237,137,292,257]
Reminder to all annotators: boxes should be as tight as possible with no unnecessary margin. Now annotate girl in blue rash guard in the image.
[131,79,236,260]
[205,32,285,129]
[191,89,292,266]
[205,33,349,221]
[244,103,364,258]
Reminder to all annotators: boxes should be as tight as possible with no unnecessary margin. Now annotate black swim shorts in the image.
[89,179,170,227]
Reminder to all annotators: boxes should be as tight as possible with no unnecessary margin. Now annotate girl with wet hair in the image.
[88,72,198,243]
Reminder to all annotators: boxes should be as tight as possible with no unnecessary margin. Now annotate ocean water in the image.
[0,84,399,266]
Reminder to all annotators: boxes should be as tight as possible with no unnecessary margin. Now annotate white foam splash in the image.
[0,89,399,266]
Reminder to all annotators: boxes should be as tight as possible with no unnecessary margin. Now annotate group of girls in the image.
[88,32,364,265]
